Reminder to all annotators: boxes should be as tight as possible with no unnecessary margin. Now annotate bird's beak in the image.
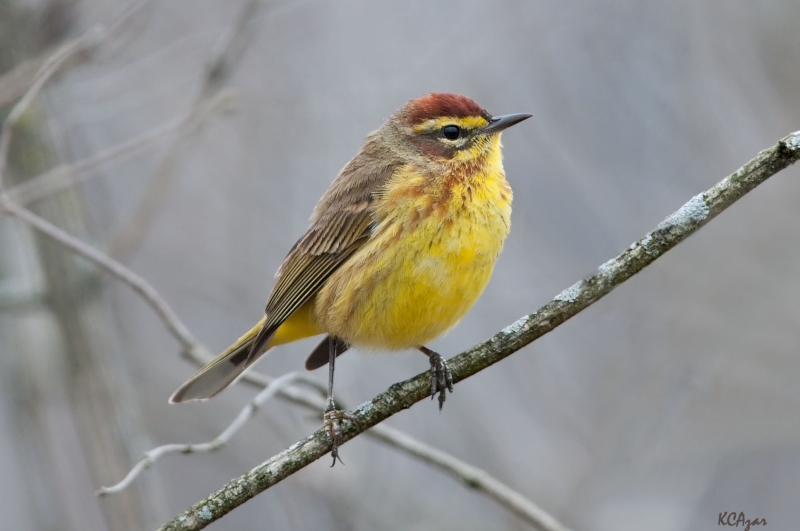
[482,113,532,134]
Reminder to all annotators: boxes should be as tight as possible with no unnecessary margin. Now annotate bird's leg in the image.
[418,346,454,410]
[323,336,359,466]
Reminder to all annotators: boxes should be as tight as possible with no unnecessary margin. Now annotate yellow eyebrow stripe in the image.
[411,116,488,134]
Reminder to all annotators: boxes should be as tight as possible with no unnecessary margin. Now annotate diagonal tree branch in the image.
[156,130,800,531]
[97,362,571,531]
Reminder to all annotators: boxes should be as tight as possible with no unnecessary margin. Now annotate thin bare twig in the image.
[157,131,800,531]
[0,199,202,353]
[107,0,267,262]
[0,31,97,188]
[369,424,572,531]
[0,0,227,365]
[96,371,304,496]
[5,89,238,206]
[0,48,53,108]
[0,0,148,189]
[202,0,267,96]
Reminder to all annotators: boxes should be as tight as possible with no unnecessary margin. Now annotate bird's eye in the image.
[442,125,461,140]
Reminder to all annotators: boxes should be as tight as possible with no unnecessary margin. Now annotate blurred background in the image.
[1,0,799,530]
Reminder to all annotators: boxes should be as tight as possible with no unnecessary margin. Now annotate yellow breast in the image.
[314,139,512,350]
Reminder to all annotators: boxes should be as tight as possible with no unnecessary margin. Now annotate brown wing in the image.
[245,137,400,363]
[246,208,374,356]
[170,133,398,403]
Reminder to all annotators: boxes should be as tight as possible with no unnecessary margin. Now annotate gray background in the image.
[1,0,799,530]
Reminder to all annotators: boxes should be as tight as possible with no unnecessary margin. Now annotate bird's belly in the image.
[314,203,509,350]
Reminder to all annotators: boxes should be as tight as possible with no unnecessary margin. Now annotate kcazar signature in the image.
[718,512,766,530]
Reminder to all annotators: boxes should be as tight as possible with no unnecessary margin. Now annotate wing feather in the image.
[245,147,399,364]
[170,133,399,402]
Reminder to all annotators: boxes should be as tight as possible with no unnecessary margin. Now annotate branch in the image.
[0,199,203,356]
[95,371,305,496]
[99,358,568,530]
[0,0,147,189]
[0,2,204,362]
[0,46,55,107]
[5,89,237,206]
[156,131,800,531]
[0,30,98,188]
[107,0,266,262]
[202,0,266,97]
[368,424,572,531]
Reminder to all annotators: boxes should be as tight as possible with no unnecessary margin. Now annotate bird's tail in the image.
[169,317,269,403]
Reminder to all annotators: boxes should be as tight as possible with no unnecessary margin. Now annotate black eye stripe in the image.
[442,125,461,140]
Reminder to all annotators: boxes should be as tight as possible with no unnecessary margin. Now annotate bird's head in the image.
[388,93,531,163]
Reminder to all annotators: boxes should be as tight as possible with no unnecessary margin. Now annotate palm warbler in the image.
[171,93,530,460]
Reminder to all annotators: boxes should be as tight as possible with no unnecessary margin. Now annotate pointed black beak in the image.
[483,113,532,134]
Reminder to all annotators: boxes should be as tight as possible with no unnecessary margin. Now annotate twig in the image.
[107,0,266,262]
[202,0,266,97]
[156,131,800,531]
[0,199,202,355]
[0,31,98,188]
[0,1,205,356]
[99,358,568,531]
[5,89,238,206]
[368,424,572,531]
[0,0,147,189]
[0,201,292,429]
[0,48,53,108]
[96,371,304,496]
[0,191,312,419]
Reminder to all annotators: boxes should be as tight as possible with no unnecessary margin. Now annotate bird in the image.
[170,93,531,462]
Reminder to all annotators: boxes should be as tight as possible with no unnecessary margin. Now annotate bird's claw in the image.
[427,351,454,410]
[323,401,360,466]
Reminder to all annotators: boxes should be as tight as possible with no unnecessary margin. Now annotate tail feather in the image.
[169,318,270,403]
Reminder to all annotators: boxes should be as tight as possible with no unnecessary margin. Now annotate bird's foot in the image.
[424,349,453,411]
[323,399,360,466]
